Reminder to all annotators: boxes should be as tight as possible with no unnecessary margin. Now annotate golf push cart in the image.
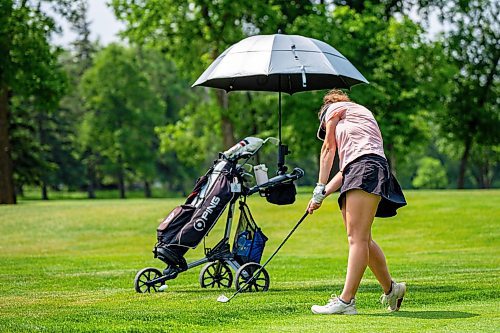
[134,137,304,293]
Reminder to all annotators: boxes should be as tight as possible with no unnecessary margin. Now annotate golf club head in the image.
[217,294,230,303]
[264,137,279,146]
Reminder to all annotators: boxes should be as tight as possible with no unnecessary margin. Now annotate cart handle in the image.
[246,167,304,196]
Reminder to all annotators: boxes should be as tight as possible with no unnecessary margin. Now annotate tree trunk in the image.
[477,157,493,189]
[479,166,486,189]
[117,154,125,199]
[221,114,234,149]
[472,168,484,189]
[216,90,235,148]
[86,154,96,199]
[457,137,472,189]
[0,85,16,204]
[41,182,48,200]
[16,184,24,197]
[36,109,50,200]
[118,171,125,199]
[484,170,493,188]
[246,92,260,164]
[144,180,152,198]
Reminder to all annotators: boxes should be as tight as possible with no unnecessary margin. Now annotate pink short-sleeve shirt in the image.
[324,102,386,171]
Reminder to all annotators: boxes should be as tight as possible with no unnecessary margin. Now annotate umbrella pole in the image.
[278,89,282,144]
[277,77,289,175]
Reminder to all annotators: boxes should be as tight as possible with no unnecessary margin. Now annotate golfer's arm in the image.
[324,171,342,196]
[318,118,339,185]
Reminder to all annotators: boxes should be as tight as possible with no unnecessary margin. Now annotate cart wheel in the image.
[134,267,164,293]
[235,262,270,292]
[199,261,233,288]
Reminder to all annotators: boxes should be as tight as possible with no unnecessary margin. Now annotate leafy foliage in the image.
[430,0,499,187]
[80,44,165,197]
[2,0,499,203]
[0,0,69,203]
[412,157,448,189]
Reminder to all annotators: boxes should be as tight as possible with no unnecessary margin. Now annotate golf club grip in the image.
[231,211,309,298]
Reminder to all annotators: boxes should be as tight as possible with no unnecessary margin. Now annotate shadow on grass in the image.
[268,283,466,293]
[368,311,479,319]
[164,282,468,294]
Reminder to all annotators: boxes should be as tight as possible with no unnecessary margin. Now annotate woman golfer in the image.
[307,89,407,315]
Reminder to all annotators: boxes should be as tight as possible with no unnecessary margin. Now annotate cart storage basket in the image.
[233,202,268,264]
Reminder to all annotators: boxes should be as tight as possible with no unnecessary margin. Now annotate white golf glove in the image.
[312,183,326,204]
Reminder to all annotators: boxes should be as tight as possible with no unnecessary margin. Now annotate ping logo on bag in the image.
[194,196,221,231]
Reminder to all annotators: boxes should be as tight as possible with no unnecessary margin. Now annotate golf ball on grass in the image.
[158,284,168,292]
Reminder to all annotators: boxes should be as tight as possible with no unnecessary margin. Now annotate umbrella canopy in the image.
[192,33,368,94]
[192,33,368,173]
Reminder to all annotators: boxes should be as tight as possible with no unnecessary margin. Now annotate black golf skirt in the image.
[338,154,407,218]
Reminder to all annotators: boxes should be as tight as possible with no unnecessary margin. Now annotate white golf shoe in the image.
[380,281,406,312]
[311,295,358,315]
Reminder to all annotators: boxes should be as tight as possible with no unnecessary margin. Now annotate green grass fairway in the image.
[1,190,499,332]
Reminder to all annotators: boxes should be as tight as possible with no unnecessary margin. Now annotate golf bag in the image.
[154,160,238,269]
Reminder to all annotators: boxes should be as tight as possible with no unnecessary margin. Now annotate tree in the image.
[435,0,499,188]
[111,0,316,149]
[80,44,165,198]
[9,97,52,195]
[0,0,67,204]
[61,0,99,198]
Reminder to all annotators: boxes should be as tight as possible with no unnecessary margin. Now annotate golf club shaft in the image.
[227,211,309,301]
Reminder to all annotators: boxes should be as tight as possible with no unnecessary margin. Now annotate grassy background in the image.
[0,190,499,332]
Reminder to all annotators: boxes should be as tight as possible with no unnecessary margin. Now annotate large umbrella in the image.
[193,33,368,172]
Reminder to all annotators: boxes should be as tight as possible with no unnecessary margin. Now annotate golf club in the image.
[217,211,309,303]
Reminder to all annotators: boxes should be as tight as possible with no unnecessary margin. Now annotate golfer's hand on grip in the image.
[307,199,322,214]
[307,183,326,214]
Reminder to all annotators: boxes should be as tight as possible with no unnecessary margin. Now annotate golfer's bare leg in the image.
[339,189,380,302]
[341,197,393,295]
[368,239,392,294]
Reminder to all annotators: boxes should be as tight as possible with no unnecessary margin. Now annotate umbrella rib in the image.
[295,50,346,60]
[338,75,351,89]
[267,35,278,77]
[303,38,341,78]
[226,49,346,60]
